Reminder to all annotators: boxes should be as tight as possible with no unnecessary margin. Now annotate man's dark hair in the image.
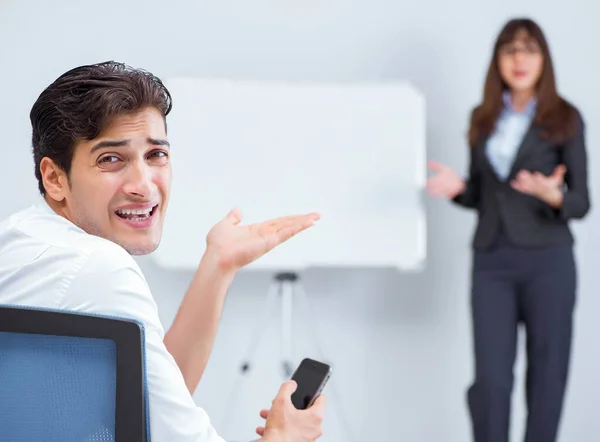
[30,61,173,195]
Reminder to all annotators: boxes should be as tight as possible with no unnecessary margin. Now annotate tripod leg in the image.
[219,281,280,432]
[293,282,328,362]
[239,281,280,372]
[281,280,294,378]
[294,282,357,442]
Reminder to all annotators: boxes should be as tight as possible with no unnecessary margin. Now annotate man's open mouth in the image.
[115,205,158,221]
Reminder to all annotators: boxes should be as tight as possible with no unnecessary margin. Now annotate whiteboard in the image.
[153,78,426,271]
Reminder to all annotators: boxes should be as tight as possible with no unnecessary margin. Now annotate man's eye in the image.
[149,150,168,159]
[99,155,120,164]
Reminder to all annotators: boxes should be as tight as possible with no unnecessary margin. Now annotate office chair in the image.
[0,305,150,442]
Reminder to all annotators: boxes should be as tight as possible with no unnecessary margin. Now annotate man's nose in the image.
[123,161,153,199]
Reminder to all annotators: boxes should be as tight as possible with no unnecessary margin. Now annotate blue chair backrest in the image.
[0,333,118,442]
[0,305,150,442]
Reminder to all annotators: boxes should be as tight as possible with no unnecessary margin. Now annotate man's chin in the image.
[116,237,161,256]
[127,243,160,256]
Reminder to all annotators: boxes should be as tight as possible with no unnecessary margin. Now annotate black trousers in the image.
[467,236,577,442]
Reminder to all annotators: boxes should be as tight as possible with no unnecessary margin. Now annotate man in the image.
[0,61,325,441]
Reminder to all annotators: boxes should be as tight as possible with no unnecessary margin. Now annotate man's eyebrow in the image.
[90,138,170,154]
[90,139,130,154]
[149,138,170,148]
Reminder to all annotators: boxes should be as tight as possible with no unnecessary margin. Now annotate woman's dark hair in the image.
[30,61,173,195]
[468,18,579,146]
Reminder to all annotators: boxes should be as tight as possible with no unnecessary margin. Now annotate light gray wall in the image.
[1,1,599,441]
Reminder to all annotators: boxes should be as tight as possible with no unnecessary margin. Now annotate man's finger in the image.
[256,426,265,436]
[273,222,314,245]
[260,216,319,245]
[310,394,327,412]
[260,409,269,419]
[273,214,319,231]
[264,213,321,227]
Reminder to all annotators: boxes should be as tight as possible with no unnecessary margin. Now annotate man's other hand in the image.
[258,380,325,442]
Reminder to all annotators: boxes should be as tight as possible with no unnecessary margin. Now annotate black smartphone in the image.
[290,358,332,410]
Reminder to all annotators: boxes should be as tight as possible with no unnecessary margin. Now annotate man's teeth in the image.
[117,208,152,215]
[116,207,155,218]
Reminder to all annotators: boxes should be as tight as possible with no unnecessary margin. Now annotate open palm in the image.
[206,208,320,271]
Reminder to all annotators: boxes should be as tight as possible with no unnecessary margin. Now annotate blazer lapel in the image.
[474,137,501,180]
[507,124,538,179]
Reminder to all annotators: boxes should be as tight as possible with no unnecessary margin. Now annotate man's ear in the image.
[39,157,69,202]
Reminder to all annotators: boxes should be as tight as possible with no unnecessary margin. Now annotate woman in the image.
[427,18,590,442]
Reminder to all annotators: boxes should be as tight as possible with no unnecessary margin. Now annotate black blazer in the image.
[452,109,590,249]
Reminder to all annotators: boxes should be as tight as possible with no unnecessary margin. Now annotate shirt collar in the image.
[36,197,86,234]
[36,197,62,219]
[38,197,55,215]
[502,90,537,117]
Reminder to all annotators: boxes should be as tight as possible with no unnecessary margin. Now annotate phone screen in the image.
[290,358,331,409]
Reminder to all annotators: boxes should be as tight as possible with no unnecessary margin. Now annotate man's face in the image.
[55,107,172,255]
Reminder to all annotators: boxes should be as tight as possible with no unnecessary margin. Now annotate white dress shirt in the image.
[485,91,537,180]
[0,202,226,442]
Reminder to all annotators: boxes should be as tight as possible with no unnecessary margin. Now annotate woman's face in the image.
[497,29,544,94]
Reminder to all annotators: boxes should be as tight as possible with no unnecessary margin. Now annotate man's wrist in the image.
[258,429,284,442]
[199,246,238,280]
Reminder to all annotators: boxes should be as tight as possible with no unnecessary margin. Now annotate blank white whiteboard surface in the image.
[153,78,426,272]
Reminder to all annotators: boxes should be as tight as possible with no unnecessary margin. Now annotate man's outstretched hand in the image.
[205,208,320,271]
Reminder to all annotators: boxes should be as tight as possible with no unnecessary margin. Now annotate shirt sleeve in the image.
[63,246,226,442]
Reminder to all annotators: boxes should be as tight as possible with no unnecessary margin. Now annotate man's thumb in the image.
[277,380,297,398]
[225,207,242,225]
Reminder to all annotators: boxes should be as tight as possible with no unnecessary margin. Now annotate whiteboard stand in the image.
[220,271,355,441]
